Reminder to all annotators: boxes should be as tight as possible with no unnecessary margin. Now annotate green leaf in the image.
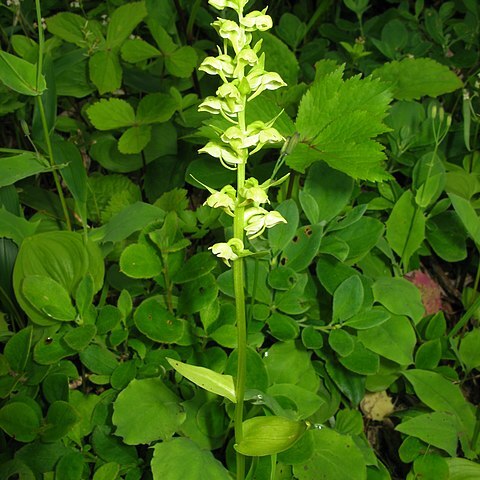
[106,1,147,50]
[0,402,40,442]
[89,50,122,95]
[235,416,307,456]
[121,38,161,63]
[413,454,449,480]
[372,58,463,100]
[167,358,236,403]
[178,274,218,315]
[459,328,480,371]
[46,13,103,48]
[357,314,416,365]
[402,369,475,441]
[87,98,135,131]
[396,412,459,456]
[171,252,217,284]
[134,297,184,343]
[55,452,85,480]
[112,378,185,444]
[333,275,364,322]
[293,428,367,480]
[79,344,118,375]
[329,329,355,356]
[280,224,323,272]
[372,277,425,324]
[63,325,97,351]
[3,326,33,373]
[448,193,480,245]
[118,125,152,154]
[0,208,39,246]
[93,463,120,480]
[22,275,76,321]
[386,190,426,269]
[137,93,177,124]
[447,458,480,480]
[151,438,231,480]
[288,66,392,180]
[268,199,299,255]
[165,46,198,78]
[339,339,379,375]
[0,152,53,188]
[343,308,390,330]
[0,50,46,96]
[41,401,79,442]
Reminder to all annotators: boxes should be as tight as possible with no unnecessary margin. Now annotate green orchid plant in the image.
[167,1,307,478]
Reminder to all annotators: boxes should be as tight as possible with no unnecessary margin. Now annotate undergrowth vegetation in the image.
[0,0,480,479]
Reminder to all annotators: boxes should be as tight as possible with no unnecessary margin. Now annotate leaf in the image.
[396,412,459,456]
[79,344,118,375]
[136,93,177,124]
[293,428,367,480]
[46,13,103,48]
[372,58,463,100]
[333,275,364,322]
[459,328,480,371]
[235,416,307,457]
[0,207,39,245]
[41,401,79,442]
[106,1,147,50]
[268,199,299,255]
[22,275,76,322]
[329,329,355,356]
[112,378,185,444]
[118,125,152,154]
[89,50,122,95]
[167,358,236,403]
[448,193,480,245]
[93,463,120,480]
[357,314,416,365]
[287,66,392,180]
[447,458,480,480]
[386,190,426,269]
[0,402,41,442]
[151,438,231,480]
[0,152,54,188]
[3,326,33,373]
[87,98,135,131]
[119,243,161,279]
[372,277,425,324]
[171,252,217,284]
[121,38,161,63]
[0,50,46,96]
[165,46,198,78]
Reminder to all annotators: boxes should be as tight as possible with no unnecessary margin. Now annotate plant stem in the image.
[35,0,71,230]
[233,159,247,480]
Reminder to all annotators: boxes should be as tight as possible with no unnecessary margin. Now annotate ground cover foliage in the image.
[0,0,479,478]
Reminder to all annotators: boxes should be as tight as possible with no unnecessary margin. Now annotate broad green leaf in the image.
[137,93,177,124]
[34,332,76,365]
[344,308,390,330]
[121,38,161,63]
[280,224,323,272]
[186,158,236,190]
[89,202,165,243]
[413,454,449,480]
[79,344,118,375]
[448,193,480,245]
[326,360,365,406]
[89,50,122,95]
[165,46,198,78]
[372,277,425,324]
[178,274,218,315]
[87,98,135,131]
[372,58,463,100]
[0,152,53,188]
[396,412,459,456]
[106,2,147,50]
[171,252,217,284]
[0,207,39,245]
[287,66,392,180]
[41,401,79,442]
[46,13,103,48]
[386,190,425,270]
[357,314,416,365]
[293,428,367,480]
[4,326,33,373]
[413,152,445,208]
[459,328,480,371]
[118,125,152,154]
[0,50,46,96]
[134,297,184,344]
[402,369,475,440]
[112,378,185,444]
[328,329,355,356]
[267,384,323,420]
[0,402,40,442]
[167,358,236,403]
[447,458,480,480]
[268,312,300,341]
[333,275,364,322]
[55,452,85,480]
[268,199,299,255]
[151,438,231,480]
[93,463,120,480]
[339,340,379,375]
[22,275,76,322]
[63,325,97,351]
[235,416,307,456]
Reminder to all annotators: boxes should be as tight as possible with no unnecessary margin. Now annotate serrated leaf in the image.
[287,67,392,180]
[46,13,103,48]
[0,50,46,96]
[372,58,463,100]
[106,1,147,50]
[165,46,198,78]
[121,38,160,63]
[89,50,122,95]
[87,98,135,131]
[167,358,236,403]
[118,125,151,154]
[137,93,177,124]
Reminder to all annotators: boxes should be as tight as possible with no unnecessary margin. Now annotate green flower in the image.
[209,238,245,266]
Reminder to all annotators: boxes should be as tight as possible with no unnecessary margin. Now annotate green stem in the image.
[35,0,71,230]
